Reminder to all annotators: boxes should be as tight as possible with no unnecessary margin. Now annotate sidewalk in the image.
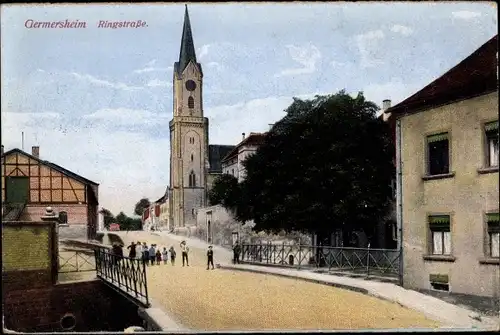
[219,263,499,331]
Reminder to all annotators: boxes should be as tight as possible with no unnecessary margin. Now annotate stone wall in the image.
[193,205,312,246]
[20,204,88,225]
[58,224,87,240]
[3,279,143,332]
[2,221,57,289]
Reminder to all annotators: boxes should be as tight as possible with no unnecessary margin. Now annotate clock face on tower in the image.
[185,80,197,91]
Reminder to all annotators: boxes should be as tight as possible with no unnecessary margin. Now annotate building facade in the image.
[221,132,266,182]
[168,6,234,230]
[1,146,99,240]
[388,35,499,298]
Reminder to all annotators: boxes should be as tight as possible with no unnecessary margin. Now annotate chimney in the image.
[32,146,40,158]
[382,99,392,113]
[242,133,245,141]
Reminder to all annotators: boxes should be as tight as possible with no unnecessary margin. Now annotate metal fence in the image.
[94,248,150,307]
[241,243,401,279]
[58,251,96,273]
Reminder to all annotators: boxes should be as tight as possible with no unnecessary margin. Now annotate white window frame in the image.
[429,215,451,255]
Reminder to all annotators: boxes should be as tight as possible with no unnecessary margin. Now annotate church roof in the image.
[175,5,203,77]
[208,145,235,173]
[387,34,498,117]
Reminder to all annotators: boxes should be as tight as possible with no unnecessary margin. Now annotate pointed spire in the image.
[177,5,197,76]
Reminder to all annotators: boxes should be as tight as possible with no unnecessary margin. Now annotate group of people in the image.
[124,240,195,267]
[113,239,242,270]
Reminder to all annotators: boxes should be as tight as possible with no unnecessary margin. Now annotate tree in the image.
[208,174,240,209]
[232,91,394,242]
[134,198,150,217]
[99,208,115,229]
[114,211,142,231]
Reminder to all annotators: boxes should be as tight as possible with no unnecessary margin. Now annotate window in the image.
[59,211,68,224]
[429,215,451,255]
[188,171,196,187]
[487,213,499,258]
[231,169,234,176]
[485,121,499,167]
[191,153,194,162]
[427,133,449,175]
[188,96,194,109]
[192,208,195,217]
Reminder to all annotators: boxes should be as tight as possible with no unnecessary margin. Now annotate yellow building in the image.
[387,35,499,299]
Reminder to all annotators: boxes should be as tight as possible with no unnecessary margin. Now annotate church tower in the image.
[170,5,209,229]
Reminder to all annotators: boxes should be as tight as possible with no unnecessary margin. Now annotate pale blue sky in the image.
[1,3,497,215]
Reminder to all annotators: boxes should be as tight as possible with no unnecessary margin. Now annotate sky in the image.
[1,2,497,216]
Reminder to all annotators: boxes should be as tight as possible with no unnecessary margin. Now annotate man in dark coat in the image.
[127,242,136,259]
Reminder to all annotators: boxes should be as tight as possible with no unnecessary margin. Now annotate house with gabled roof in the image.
[1,145,99,240]
[386,35,498,298]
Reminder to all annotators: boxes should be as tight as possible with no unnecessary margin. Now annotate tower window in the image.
[191,153,194,162]
[188,96,194,109]
[189,171,196,187]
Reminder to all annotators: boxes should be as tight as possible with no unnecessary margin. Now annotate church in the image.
[167,6,235,230]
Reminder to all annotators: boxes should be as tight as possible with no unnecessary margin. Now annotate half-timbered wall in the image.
[1,152,87,204]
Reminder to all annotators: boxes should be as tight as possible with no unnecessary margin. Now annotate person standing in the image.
[233,242,241,264]
[142,243,149,265]
[162,247,169,265]
[180,241,189,267]
[206,245,215,270]
[155,249,162,265]
[169,246,176,266]
[127,242,136,259]
[149,244,156,266]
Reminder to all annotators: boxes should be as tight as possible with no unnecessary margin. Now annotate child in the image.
[142,244,149,265]
[155,249,162,265]
[169,246,176,266]
[162,247,169,265]
[149,244,156,266]
[207,245,215,270]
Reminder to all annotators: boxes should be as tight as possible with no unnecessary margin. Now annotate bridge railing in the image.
[241,243,401,279]
[94,248,150,307]
[59,250,96,273]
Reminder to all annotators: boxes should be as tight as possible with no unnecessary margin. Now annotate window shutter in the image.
[485,121,499,132]
[429,215,450,229]
[487,213,500,233]
[427,133,449,143]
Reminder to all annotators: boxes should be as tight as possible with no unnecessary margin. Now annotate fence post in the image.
[281,242,285,264]
[366,243,371,278]
[76,252,79,272]
[298,239,302,269]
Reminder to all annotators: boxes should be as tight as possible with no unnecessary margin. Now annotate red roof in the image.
[388,35,498,116]
[221,132,267,163]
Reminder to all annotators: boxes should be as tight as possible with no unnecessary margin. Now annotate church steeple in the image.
[176,5,198,77]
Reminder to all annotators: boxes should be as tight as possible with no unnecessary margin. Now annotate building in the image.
[221,132,267,182]
[387,35,498,298]
[168,6,234,230]
[1,146,99,240]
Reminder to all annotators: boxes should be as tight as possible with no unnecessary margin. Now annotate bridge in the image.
[81,230,444,331]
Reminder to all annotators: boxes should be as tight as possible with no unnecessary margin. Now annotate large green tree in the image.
[208,174,240,208]
[115,211,142,231]
[134,198,150,216]
[232,91,395,241]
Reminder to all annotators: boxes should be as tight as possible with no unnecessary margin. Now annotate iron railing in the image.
[241,243,401,279]
[94,248,150,307]
[58,250,96,273]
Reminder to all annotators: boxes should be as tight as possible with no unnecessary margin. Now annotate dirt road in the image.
[112,231,440,330]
